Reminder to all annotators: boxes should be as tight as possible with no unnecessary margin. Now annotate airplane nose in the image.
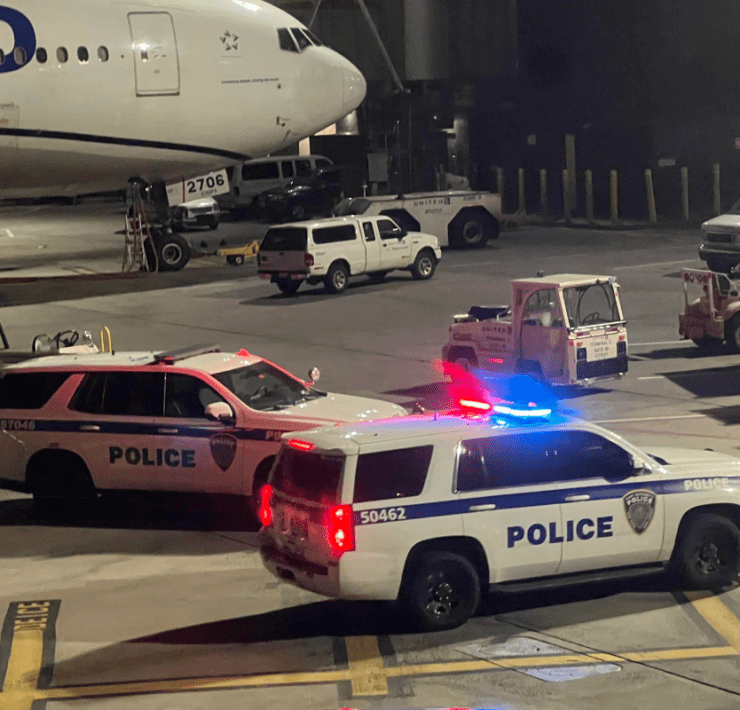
[342,66,367,112]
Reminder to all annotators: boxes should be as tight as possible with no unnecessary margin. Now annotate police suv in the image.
[260,402,740,631]
[0,345,405,515]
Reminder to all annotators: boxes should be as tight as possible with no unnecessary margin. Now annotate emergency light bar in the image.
[153,344,221,364]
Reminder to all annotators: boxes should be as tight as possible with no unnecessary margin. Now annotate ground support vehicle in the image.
[679,269,740,350]
[260,404,740,631]
[441,274,628,386]
[335,191,502,249]
[0,345,405,517]
[0,325,108,365]
[219,241,260,266]
[256,166,344,222]
[257,216,441,295]
[698,199,740,272]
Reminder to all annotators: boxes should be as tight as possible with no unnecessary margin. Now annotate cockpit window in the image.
[277,28,298,52]
[303,29,323,46]
[291,28,311,51]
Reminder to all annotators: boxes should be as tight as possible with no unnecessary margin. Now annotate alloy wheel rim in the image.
[423,573,460,619]
[419,257,433,276]
[463,221,483,243]
[161,244,183,265]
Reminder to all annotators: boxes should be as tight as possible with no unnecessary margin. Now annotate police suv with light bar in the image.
[0,345,405,516]
[260,401,740,630]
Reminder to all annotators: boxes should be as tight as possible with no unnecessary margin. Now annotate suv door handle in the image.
[158,428,179,434]
[564,494,590,502]
[79,425,100,432]
[469,503,497,512]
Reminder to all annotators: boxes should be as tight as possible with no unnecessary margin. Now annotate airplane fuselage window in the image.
[77,47,89,63]
[290,28,311,51]
[98,46,109,62]
[37,48,48,63]
[57,47,68,63]
[277,28,298,52]
[14,47,28,66]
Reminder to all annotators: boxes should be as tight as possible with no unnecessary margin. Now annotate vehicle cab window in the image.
[353,445,433,503]
[164,373,225,418]
[377,219,403,240]
[523,288,562,328]
[362,222,376,241]
[281,161,295,178]
[295,160,312,177]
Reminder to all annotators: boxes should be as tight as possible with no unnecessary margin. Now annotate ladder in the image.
[122,188,156,272]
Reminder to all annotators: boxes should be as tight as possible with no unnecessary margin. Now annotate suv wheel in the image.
[410,250,436,280]
[326,263,349,294]
[30,456,96,516]
[673,514,740,590]
[725,315,740,352]
[401,552,481,631]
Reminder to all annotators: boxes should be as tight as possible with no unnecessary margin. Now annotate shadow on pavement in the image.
[660,364,740,398]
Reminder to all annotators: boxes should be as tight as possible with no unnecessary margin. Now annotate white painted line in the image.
[614,259,698,270]
[630,340,687,347]
[0,228,14,239]
[637,375,664,380]
[593,414,706,424]
[445,260,499,269]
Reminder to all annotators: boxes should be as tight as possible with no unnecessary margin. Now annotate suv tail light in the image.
[259,484,273,527]
[328,505,354,553]
[304,253,314,268]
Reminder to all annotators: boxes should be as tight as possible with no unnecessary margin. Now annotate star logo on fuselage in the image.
[220,30,239,51]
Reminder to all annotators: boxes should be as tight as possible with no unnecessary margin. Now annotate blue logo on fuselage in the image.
[0,7,36,73]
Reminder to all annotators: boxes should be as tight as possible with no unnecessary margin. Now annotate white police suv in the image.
[260,401,740,631]
[0,345,405,515]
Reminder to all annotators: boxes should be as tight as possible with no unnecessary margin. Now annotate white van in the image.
[218,155,334,213]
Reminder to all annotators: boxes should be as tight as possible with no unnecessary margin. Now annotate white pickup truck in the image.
[257,216,442,295]
[334,190,502,248]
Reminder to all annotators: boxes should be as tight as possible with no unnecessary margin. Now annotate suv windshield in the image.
[271,447,344,503]
[562,282,621,327]
[260,227,308,251]
[334,198,371,216]
[213,361,323,411]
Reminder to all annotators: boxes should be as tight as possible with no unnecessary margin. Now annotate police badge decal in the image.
[623,489,656,534]
[210,433,237,472]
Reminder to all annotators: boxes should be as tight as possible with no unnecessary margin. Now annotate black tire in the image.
[449,209,499,249]
[706,258,731,273]
[692,336,722,349]
[410,249,437,280]
[277,279,301,295]
[226,255,245,266]
[400,552,481,631]
[287,201,307,221]
[154,233,191,271]
[249,457,275,526]
[326,262,349,294]
[30,456,96,516]
[725,315,740,352]
[208,217,219,231]
[448,348,478,372]
[368,271,389,283]
[672,514,740,590]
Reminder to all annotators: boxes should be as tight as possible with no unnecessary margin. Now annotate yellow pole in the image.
[585,169,594,224]
[681,166,689,221]
[645,169,657,223]
[540,169,548,214]
[610,170,618,223]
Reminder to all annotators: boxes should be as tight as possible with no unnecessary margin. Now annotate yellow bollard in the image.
[562,169,571,222]
[99,326,113,353]
[681,167,689,221]
[585,170,594,224]
[645,169,657,223]
[518,168,526,215]
[610,170,618,223]
[495,167,505,212]
[540,169,548,214]
[713,163,721,216]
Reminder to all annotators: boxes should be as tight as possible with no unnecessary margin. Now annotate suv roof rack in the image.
[153,344,221,365]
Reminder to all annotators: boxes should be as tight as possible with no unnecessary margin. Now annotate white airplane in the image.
[0,0,366,198]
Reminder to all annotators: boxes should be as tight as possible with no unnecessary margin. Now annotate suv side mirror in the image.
[308,367,321,384]
[205,401,235,426]
[397,229,407,239]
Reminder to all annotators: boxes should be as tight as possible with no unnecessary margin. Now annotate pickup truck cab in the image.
[257,216,442,295]
[442,274,628,386]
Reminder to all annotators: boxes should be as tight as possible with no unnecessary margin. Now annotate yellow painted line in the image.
[345,635,389,696]
[686,590,740,653]
[2,602,53,710]
[622,646,738,662]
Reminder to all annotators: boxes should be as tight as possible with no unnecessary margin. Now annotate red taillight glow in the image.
[288,439,315,451]
[258,484,273,527]
[458,398,492,412]
[304,253,314,267]
[328,505,355,553]
[236,348,250,357]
